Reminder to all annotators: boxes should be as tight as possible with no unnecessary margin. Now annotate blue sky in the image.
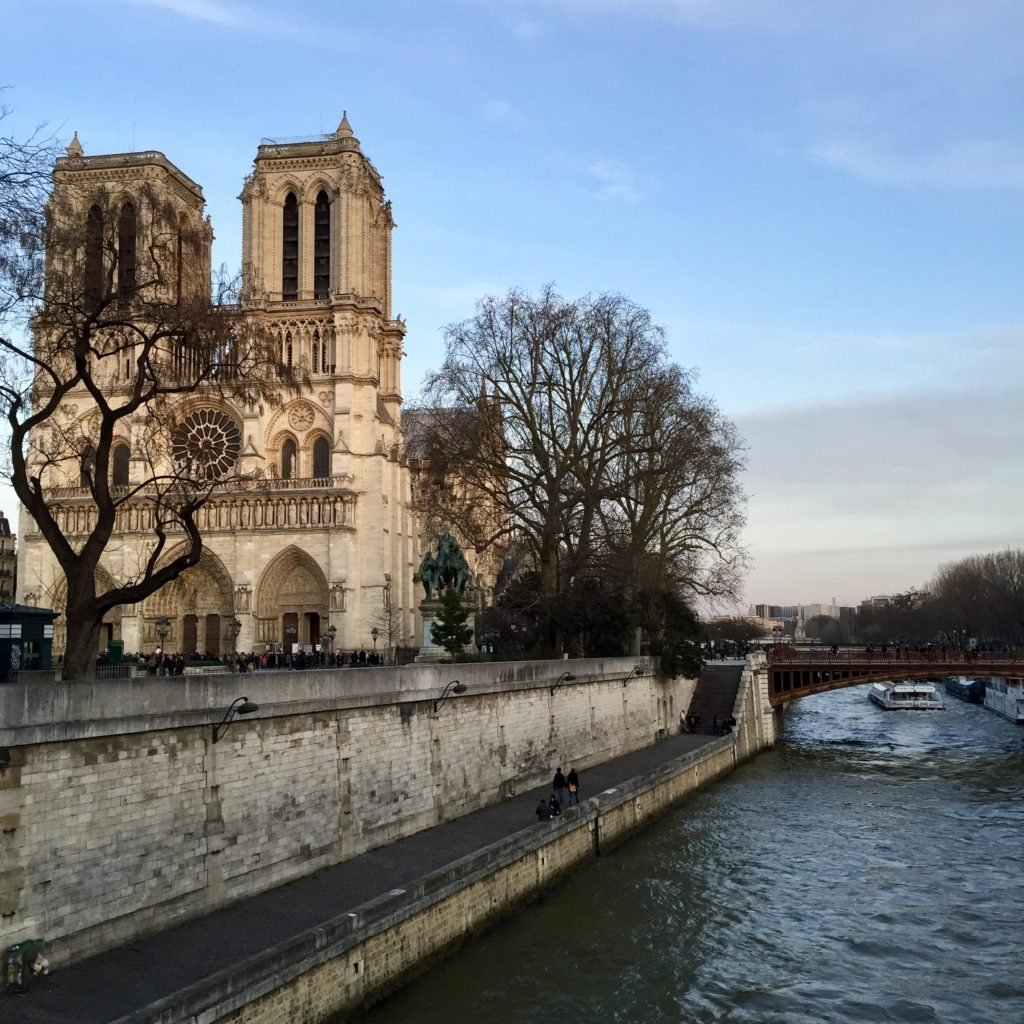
[4,0,1023,608]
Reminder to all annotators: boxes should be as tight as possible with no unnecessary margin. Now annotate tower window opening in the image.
[285,330,293,369]
[282,192,298,299]
[313,436,330,479]
[314,190,330,299]
[282,438,297,480]
[312,329,320,374]
[85,204,104,304]
[117,202,137,301]
[112,444,130,487]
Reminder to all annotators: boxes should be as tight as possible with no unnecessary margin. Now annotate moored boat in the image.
[944,676,985,704]
[982,676,1024,723]
[868,680,944,710]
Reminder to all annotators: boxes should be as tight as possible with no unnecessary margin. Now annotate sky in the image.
[3,0,1023,610]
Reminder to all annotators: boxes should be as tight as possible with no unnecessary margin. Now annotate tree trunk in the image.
[62,595,103,682]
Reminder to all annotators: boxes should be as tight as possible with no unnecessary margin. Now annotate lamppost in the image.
[433,679,467,714]
[155,616,171,651]
[227,618,241,652]
[327,624,337,662]
[285,622,297,652]
[550,671,576,696]
[371,626,379,652]
[211,696,260,744]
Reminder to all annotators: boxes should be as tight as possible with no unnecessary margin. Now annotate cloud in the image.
[587,159,643,203]
[101,0,300,34]
[811,138,1024,189]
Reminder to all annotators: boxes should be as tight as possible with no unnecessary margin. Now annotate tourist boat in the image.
[868,680,944,710]
[982,676,1024,723]
[944,676,985,704]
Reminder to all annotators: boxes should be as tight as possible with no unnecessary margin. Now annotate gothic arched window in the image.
[314,190,330,299]
[282,438,297,480]
[313,436,330,479]
[85,204,104,303]
[284,330,293,369]
[112,444,130,487]
[117,202,137,300]
[312,329,320,374]
[282,192,298,299]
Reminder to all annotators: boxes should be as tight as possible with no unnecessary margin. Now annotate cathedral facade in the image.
[16,116,427,658]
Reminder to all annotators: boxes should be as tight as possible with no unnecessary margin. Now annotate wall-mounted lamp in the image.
[433,679,467,713]
[550,671,576,696]
[211,696,260,744]
[623,665,644,686]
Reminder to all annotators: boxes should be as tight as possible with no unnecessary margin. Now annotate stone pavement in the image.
[5,732,716,1024]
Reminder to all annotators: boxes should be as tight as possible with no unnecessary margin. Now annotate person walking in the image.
[553,766,568,808]
[548,793,562,817]
[567,767,580,806]
[535,798,551,822]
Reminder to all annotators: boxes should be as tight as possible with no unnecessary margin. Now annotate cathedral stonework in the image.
[16,116,425,658]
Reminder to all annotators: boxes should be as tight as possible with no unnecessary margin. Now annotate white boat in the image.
[982,676,1024,723]
[868,680,944,710]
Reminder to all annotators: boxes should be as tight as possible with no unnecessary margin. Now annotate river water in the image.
[361,685,1024,1024]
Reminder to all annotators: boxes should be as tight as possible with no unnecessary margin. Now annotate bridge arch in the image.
[767,651,1021,706]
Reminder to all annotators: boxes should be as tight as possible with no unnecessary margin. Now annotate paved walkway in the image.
[6,733,717,1024]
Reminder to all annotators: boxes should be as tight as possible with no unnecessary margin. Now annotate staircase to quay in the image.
[688,661,744,733]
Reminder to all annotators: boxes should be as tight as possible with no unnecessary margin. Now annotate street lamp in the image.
[327,624,337,655]
[227,618,241,649]
[550,671,576,696]
[433,679,467,713]
[285,621,297,650]
[154,616,171,650]
[211,696,260,744]
[371,627,379,651]
[623,665,644,687]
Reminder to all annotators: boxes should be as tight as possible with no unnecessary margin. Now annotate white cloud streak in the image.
[587,159,643,203]
[811,139,1024,189]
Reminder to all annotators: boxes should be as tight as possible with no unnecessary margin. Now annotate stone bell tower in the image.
[239,113,405,419]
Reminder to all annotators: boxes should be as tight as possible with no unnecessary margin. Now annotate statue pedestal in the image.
[415,597,447,663]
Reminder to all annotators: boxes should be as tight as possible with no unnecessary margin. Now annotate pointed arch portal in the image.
[255,545,329,649]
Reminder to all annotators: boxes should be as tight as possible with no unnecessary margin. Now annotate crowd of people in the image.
[98,648,391,675]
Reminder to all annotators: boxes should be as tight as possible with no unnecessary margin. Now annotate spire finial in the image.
[336,111,353,139]
[66,131,84,159]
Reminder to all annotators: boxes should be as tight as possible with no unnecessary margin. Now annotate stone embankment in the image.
[1,654,775,1022]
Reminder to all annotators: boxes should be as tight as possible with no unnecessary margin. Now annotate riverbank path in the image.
[6,732,718,1024]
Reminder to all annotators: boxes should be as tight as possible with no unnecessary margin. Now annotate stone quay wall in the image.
[0,657,695,967]
[121,729,760,1024]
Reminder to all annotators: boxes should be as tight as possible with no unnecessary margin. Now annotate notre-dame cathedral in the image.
[16,115,466,659]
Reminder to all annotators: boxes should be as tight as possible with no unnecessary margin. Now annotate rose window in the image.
[172,409,242,480]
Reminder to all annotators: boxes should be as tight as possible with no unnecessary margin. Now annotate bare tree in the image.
[0,118,294,679]
[416,285,746,654]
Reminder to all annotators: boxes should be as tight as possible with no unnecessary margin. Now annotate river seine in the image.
[361,685,1023,1023]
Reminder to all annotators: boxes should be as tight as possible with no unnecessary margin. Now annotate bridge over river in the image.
[766,648,1023,706]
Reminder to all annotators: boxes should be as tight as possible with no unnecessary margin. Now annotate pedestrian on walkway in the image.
[712,715,721,736]
[549,793,562,817]
[553,766,567,807]
[536,798,551,821]
[567,767,580,806]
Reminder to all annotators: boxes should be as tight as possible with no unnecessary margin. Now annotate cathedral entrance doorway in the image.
[182,615,198,654]
[256,546,330,651]
[306,612,321,648]
[141,547,234,656]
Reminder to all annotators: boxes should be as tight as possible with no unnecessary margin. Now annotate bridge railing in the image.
[767,648,1023,668]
